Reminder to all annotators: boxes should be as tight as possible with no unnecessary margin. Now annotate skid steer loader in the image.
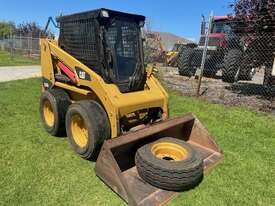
[40,8,223,206]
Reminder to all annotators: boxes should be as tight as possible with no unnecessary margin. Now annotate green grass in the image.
[0,78,274,206]
[0,50,39,67]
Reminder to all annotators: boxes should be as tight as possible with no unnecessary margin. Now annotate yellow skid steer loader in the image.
[40,8,223,206]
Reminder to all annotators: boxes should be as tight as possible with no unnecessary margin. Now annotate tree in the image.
[232,0,275,75]
[15,22,52,38]
[233,0,275,34]
[0,21,15,38]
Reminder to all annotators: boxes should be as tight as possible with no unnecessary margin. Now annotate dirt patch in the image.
[158,66,275,114]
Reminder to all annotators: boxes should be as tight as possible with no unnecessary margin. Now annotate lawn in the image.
[0,50,39,67]
[0,78,274,206]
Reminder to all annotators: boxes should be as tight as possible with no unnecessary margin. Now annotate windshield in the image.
[211,21,234,34]
[105,18,142,82]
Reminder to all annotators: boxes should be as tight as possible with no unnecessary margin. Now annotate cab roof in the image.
[213,16,230,21]
[56,8,145,23]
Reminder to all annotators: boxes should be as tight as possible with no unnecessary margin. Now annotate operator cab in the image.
[211,19,235,34]
[199,16,238,48]
[57,8,145,93]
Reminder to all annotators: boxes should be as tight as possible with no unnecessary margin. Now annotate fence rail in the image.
[0,36,40,57]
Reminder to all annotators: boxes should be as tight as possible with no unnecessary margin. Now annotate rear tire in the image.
[203,58,217,77]
[264,67,273,86]
[65,100,111,160]
[39,89,71,136]
[177,48,196,77]
[135,137,203,191]
[239,68,256,81]
[222,49,242,83]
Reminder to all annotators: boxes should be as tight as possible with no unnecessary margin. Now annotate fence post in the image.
[196,12,213,96]
[30,32,33,57]
[27,33,30,57]
[19,33,22,51]
[10,35,14,60]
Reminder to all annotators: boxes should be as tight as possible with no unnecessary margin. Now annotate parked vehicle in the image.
[178,16,256,82]
[166,42,197,67]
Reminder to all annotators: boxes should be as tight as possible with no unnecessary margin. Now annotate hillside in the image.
[157,31,194,50]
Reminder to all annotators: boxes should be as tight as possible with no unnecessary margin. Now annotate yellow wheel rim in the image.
[43,100,54,127]
[151,142,188,161]
[70,114,88,148]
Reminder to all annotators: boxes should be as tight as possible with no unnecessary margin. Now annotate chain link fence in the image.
[161,16,275,114]
[0,36,40,58]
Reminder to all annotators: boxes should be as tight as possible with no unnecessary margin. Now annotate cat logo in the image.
[79,71,86,79]
[75,67,91,81]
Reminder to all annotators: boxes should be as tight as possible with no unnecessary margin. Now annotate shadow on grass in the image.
[225,82,275,99]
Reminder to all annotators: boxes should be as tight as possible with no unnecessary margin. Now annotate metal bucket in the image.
[95,113,223,206]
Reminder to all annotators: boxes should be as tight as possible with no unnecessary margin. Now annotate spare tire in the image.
[135,137,203,191]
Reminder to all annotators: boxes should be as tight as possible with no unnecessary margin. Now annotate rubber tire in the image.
[222,49,243,83]
[264,67,273,86]
[238,53,255,81]
[135,137,203,191]
[39,89,71,136]
[178,48,196,77]
[65,100,111,160]
[239,68,255,81]
[204,59,217,77]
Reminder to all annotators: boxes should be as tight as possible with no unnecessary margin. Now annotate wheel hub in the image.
[43,100,54,127]
[70,114,88,148]
[151,142,188,161]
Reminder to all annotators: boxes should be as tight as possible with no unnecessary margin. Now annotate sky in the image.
[0,0,232,41]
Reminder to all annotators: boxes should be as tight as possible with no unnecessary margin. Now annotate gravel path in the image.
[0,65,41,82]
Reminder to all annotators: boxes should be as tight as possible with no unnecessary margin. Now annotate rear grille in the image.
[58,17,103,75]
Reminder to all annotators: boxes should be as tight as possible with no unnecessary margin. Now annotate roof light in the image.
[101,10,109,18]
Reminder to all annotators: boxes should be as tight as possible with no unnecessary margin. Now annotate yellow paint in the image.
[151,142,188,161]
[166,51,179,65]
[40,39,169,138]
[43,100,54,127]
[54,82,91,96]
[70,114,88,148]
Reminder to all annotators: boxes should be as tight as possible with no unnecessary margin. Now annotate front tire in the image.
[65,100,111,160]
[222,49,243,83]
